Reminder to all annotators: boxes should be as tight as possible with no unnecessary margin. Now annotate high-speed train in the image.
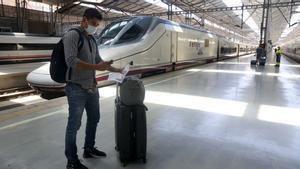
[282,40,300,62]
[26,16,255,98]
[0,32,60,62]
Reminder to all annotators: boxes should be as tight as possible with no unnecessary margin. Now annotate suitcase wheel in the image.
[142,158,147,163]
[122,162,127,167]
[115,146,118,151]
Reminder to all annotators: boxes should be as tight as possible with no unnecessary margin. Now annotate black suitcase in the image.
[259,58,266,66]
[250,60,257,65]
[115,86,147,166]
[259,60,266,66]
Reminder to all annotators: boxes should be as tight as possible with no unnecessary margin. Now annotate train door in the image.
[171,32,178,63]
[160,30,171,64]
[217,40,220,60]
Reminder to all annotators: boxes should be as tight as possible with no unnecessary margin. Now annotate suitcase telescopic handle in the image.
[116,82,120,99]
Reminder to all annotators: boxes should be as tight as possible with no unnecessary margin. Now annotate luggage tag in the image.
[109,62,132,99]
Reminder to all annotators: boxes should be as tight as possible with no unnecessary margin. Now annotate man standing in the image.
[63,8,122,169]
[275,46,283,67]
[255,43,266,66]
[256,44,266,61]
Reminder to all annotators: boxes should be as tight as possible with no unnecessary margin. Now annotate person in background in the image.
[275,46,283,67]
[256,43,266,61]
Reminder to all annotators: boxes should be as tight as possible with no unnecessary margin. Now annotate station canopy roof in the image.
[29,0,300,45]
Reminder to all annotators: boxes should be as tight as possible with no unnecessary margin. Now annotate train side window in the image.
[0,27,12,32]
[296,48,300,54]
[205,39,209,47]
[18,44,56,50]
[220,47,225,54]
[221,47,231,54]
[0,44,17,50]
[232,47,237,53]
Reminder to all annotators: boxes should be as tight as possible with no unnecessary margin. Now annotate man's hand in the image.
[95,61,112,71]
[117,68,124,73]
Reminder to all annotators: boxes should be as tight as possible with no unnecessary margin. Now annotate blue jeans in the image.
[276,54,281,63]
[65,83,100,162]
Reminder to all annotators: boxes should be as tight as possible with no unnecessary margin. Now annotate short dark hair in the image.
[83,8,102,21]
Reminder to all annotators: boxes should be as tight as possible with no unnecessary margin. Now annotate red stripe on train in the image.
[95,61,199,82]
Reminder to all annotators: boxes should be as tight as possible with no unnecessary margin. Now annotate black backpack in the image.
[50,28,84,83]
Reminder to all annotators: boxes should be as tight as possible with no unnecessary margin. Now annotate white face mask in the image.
[85,25,97,35]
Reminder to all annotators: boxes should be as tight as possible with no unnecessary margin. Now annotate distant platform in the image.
[0,54,300,169]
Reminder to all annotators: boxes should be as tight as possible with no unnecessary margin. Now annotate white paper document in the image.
[108,64,130,83]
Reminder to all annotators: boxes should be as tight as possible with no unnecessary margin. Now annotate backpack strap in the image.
[86,35,98,53]
[69,28,84,51]
[90,35,98,46]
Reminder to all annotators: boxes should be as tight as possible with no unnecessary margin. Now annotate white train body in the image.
[282,40,300,62]
[26,16,255,95]
[0,33,60,62]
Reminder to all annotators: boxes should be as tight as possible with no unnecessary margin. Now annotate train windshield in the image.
[98,20,130,45]
[98,17,152,45]
[115,17,152,44]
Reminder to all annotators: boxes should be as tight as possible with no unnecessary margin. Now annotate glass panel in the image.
[0,44,17,50]
[117,24,143,44]
[116,17,152,44]
[98,20,130,45]
[18,43,56,50]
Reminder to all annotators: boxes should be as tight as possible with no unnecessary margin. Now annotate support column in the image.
[53,5,59,35]
[1,0,4,16]
[185,11,192,25]
[260,0,272,58]
[241,4,244,29]
[266,6,272,58]
[167,2,172,21]
[201,0,205,28]
[21,0,26,32]
[289,0,294,27]
[16,0,21,32]
[50,4,54,35]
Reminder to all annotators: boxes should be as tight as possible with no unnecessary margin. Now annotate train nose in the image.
[26,62,64,88]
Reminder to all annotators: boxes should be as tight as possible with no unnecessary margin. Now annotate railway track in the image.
[0,87,37,101]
